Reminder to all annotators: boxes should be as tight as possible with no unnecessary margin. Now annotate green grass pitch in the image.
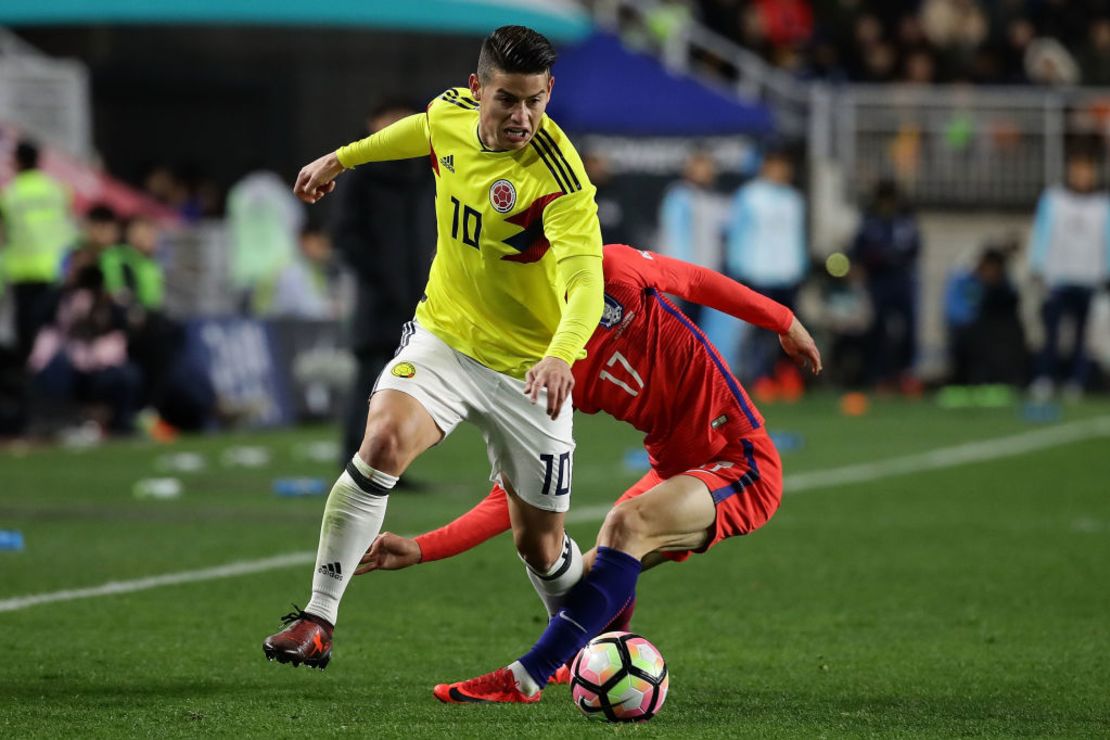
[2,395,1109,737]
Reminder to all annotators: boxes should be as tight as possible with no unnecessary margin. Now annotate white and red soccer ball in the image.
[570,631,669,722]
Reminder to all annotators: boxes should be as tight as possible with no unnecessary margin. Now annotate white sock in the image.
[508,660,542,697]
[304,455,396,626]
[522,533,583,618]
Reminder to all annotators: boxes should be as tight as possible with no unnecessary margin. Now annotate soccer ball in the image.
[570,631,669,722]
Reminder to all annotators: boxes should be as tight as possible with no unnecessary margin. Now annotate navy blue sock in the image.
[518,546,641,687]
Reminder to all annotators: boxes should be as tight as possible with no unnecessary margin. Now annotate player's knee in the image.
[359,415,409,472]
[600,503,651,551]
[514,529,565,572]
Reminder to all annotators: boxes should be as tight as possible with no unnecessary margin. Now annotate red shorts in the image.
[614,430,783,562]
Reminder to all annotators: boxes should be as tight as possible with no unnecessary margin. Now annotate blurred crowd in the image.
[623,0,1110,86]
[4,98,1107,443]
[0,138,357,443]
[645,144,1109,401]
[0,100,437,452]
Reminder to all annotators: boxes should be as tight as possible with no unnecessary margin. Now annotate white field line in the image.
[2,415,1108,614]
[782,414,1110,492]
[0,552,315,613]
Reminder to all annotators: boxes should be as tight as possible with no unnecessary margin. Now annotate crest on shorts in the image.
[489,179,516,213]
[599,294,624,329]
[392,362,416,379]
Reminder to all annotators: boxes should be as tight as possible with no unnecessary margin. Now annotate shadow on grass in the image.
[0,675,276,703]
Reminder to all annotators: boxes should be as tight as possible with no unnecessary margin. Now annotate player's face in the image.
[470,70,553,151]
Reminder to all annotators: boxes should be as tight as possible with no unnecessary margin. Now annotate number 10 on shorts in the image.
[540,452,572,496]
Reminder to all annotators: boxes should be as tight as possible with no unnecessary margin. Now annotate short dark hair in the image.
[1066,147,1096,165]
[761,144,794,166]
[86,203,118,224]
[477,25,557,81]
[15,139,39,170]
[874,177,900,202]
[978,247,1007,270]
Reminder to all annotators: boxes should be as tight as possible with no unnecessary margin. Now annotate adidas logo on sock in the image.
[440,154,455,173]
[317,562,343,581]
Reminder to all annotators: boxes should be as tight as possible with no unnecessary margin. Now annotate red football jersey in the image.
[572,244,793,478]
[414,244,795,563]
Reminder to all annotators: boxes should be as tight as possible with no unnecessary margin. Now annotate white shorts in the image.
[372,321,575,513]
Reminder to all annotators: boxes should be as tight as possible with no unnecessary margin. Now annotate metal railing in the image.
[813,85,1110,209]
[586,2,1110,211]
[589,0,810,135]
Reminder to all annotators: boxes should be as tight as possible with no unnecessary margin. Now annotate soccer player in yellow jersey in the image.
[263,26,604,668]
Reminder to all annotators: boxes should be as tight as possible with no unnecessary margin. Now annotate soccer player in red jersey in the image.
[356,243,822,703]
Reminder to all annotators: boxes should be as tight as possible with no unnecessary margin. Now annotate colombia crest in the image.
[489,179,516,213]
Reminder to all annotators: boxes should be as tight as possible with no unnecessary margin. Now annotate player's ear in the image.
[546,74,554,98]
[469,73,482,100]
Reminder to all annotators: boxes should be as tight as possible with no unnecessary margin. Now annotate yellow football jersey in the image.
[335,87,602,378]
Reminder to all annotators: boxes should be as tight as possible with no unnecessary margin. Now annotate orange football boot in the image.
[433,667,541,704]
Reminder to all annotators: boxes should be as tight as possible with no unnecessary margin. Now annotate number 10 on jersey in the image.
[540,451,571,496]
[450,196,482,249]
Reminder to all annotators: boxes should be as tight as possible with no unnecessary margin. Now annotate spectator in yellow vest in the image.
[100,215,165,311]
[0,140,77,359]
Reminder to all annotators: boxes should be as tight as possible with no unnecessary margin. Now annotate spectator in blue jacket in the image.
[851,179,922,391]
[945,244,1027,386]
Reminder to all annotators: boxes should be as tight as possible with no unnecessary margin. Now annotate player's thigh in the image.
[674,432,783,560]
[598,474,717,559]
[705,434,783,540]
[362,322,471,471]
[479,369,576,514]
[359,390,443,471]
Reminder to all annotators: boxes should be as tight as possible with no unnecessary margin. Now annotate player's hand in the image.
[293,152,344,204]
[524,356,574,419]
[779,317,823,375]
[355,532,422,575]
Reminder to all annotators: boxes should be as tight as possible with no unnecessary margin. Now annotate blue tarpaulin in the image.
[547,33,775,136]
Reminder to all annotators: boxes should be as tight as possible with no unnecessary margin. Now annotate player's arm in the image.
[354,486,512,574]
[293,113,431,204]
[525,190,605,418]
[616,245,791,332]
[616,245,822,373]
[525,252,603,417]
